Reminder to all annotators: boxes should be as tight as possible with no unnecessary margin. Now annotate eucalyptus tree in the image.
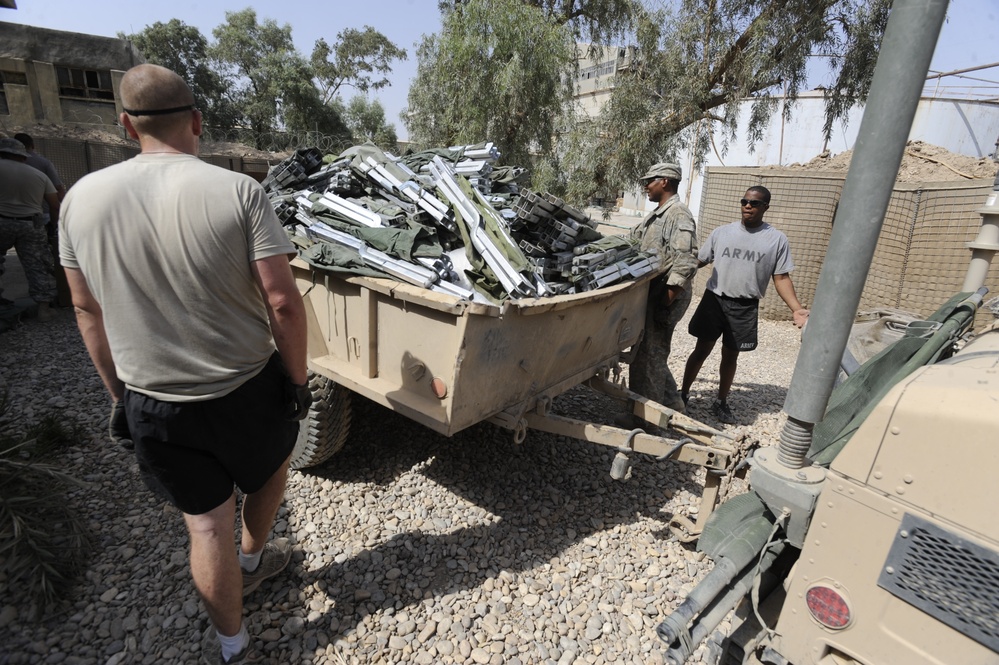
[312,27,408,105]
[122,20,238,129]
[409,0,893,202]
[406,0,603,168]
[340,96,399,150]
[210,9,325,137]
[576,0,893,195]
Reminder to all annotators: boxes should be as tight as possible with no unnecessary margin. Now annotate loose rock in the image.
[0,304,803,663]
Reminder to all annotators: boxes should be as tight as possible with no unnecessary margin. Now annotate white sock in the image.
[217,623,249,662]
[239,547,262,573]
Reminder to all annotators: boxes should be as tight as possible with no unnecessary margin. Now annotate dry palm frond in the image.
[0,395,92,619]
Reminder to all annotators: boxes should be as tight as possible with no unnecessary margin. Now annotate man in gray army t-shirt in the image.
[680,185,809,423]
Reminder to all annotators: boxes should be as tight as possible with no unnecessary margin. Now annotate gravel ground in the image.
[0,301,803,665]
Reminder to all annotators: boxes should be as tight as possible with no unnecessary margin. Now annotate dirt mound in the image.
[779,140,998,182]
[2,122,282,160]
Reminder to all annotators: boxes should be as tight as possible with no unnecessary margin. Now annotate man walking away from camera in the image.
[681,186,808,424]
[0,137,59,319]
[60,64,311,665]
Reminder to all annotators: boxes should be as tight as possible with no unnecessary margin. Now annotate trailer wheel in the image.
[289,374,352,469]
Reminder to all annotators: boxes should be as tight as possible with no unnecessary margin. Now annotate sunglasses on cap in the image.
[740,198,767,208]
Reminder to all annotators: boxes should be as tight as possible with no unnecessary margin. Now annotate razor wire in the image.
[200,127,354,154]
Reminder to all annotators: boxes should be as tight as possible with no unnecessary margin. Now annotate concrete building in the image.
[0,22,143,127]
[574,44,634,121]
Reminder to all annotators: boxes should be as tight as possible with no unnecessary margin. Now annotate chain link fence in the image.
[30,137,269,190]
[19,120,353,190]
[696,167,996,329]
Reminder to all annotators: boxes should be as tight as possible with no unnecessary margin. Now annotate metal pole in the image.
[961,173,999,293]
[781,0,950,442]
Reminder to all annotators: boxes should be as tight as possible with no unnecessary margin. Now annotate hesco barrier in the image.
[27,136,279,189]
[696,167,996,329]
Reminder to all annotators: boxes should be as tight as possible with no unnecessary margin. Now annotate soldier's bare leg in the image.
[184,494,243,637]
[682,336,717,396]
[239,457,289,556]
[718,345,740,402]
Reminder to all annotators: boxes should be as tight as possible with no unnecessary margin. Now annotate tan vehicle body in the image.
[759,325,999,665]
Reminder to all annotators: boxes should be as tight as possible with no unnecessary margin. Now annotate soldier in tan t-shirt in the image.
[60,64,308,665]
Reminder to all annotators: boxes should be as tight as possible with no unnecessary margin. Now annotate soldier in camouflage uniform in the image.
[619,163,699,425]
[0,138,59,320]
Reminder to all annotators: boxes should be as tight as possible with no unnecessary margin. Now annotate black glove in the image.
[109,400,134,449]
[285,381,313,421]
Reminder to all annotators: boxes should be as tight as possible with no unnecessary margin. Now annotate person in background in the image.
[15,132,70,306]
[681,185,808,424]
[14,133,67,209]
[59,64,310,665]
[0,137,59,320]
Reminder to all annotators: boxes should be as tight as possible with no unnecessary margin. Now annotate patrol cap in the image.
[640,162,682,183]
[0,138,28,158]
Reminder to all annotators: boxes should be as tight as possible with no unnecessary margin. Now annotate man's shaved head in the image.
[120,64,197,137]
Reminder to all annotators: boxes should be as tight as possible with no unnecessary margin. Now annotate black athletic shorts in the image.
[688,290,760,351]
[125,353,299,515]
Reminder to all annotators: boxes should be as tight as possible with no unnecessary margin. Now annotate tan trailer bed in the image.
[292,259,755,542]
[295,257,649,436]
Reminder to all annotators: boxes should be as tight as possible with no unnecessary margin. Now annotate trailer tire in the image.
[289,374,352,470]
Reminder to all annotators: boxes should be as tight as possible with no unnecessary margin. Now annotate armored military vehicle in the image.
[656,0,999,662]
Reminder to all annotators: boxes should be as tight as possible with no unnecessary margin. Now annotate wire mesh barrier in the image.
[199,127,353,155]
[24,126,350,190]
[21,142,996,327]
[28,136,288,190]
[697,167,996,328]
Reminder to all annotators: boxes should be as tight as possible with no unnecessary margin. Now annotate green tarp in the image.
[808,291,978,465]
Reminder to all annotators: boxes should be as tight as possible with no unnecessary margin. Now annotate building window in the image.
[1,70,28,86]
[0,71,27,115]
[55,66,115,100]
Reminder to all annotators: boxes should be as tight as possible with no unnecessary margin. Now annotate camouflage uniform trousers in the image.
[628,286,692,410]
[0,217,57,304]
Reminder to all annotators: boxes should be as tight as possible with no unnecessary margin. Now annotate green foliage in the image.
[425,0,890,204]
[0,393,91,619]
[406,0,579,169]
[340,96,399,151]
[441,0,639,42]
[121,20,239,130]
[210,9,307,136]
[582,0,892,195]
[124,8,405,146]
[312,27,408,104]
[820,0,892,137]
[537,117,604,202]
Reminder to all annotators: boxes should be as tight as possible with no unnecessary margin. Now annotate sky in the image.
[3,0,997,141]
[4,1,444,139]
